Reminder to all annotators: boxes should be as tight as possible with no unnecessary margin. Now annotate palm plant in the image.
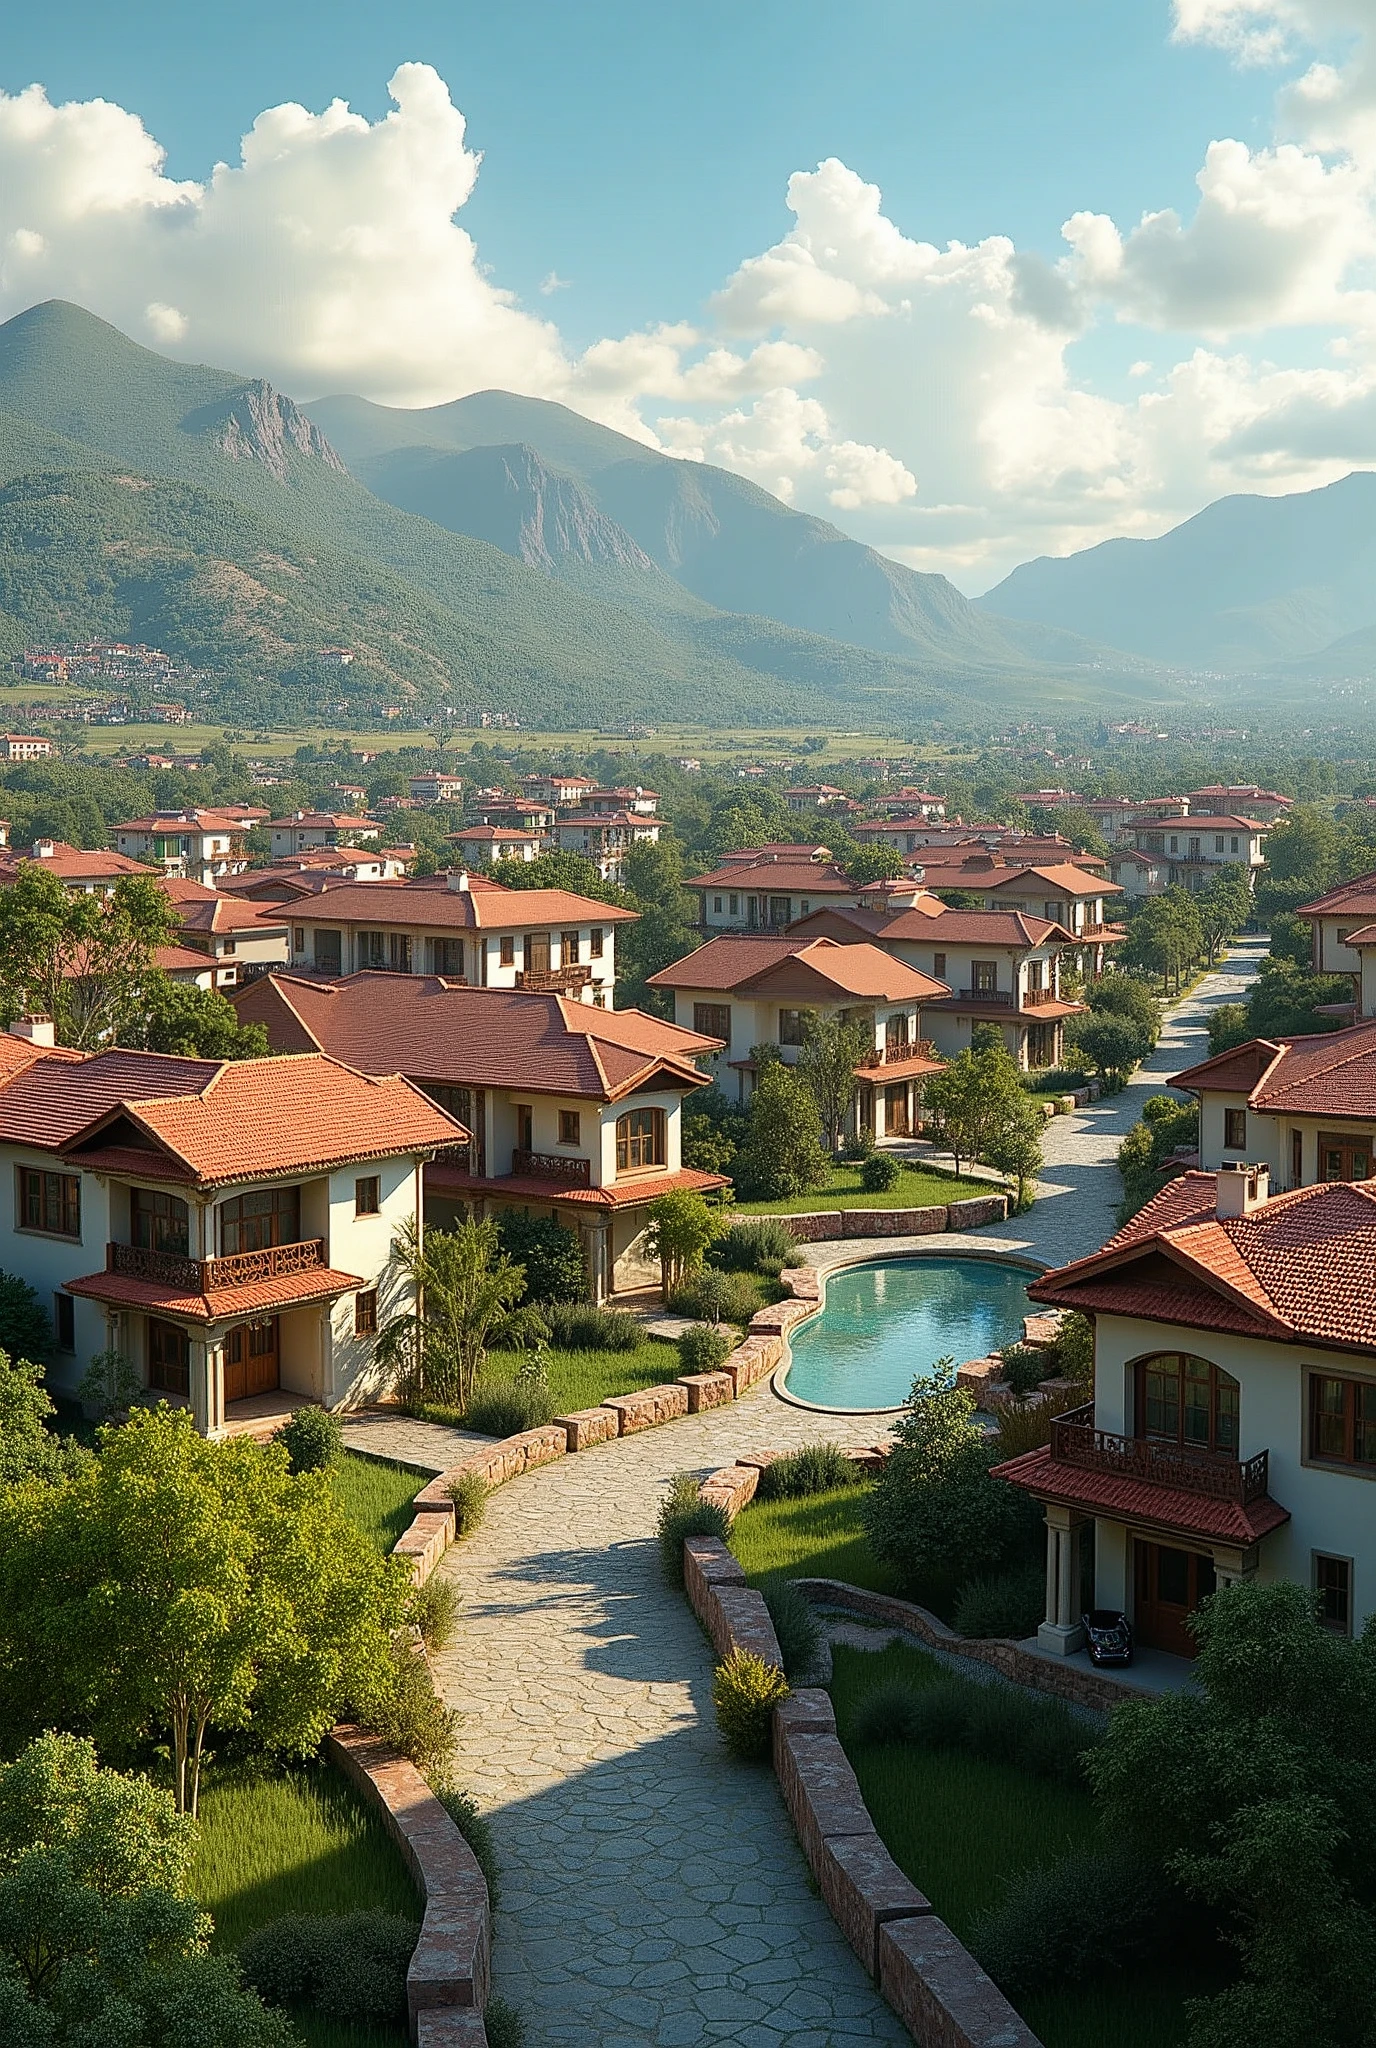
[375,1218,546,1412]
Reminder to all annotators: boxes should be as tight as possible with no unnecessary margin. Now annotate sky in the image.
[2,0,1376,590]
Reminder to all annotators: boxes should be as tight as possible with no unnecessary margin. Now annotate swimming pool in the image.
[780,1256,1035,1412]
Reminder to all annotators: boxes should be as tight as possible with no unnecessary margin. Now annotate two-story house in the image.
[788,903,1081,1071]
[266,871,635,1003]
[1185,784,1292,825]
[1297,870,1376,1003]
[648,933,947,1138]
[523,772,596,808]
[981,862,1124,977]
[1172,1021,1376,1190]
[1128,814,1268,892]
[232,972,727,1299]
[0,1038,463,1437]
[0,840,155,895]
[446,826,543,866]
[688,848,868,933]
[996,1167,1376,1657]
[409,772,465,805]
[268,812,382,857]
[161,879,291,988]
[552,809,661,883]
[113,808,263,885]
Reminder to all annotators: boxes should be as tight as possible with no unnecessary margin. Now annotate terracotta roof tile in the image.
[983,862,1123,898]
[286,879,635,932]
[1297,867,1376,918]
[0,1050,222,1149]
[425,1162,729,1209]
[648,935,947,1002]
[991,1444,1290,1545]
[1174,1019,1376,1120]
[64,1263,363,1324]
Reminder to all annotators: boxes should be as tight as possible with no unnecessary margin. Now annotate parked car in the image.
[1081,1608,1133,1666]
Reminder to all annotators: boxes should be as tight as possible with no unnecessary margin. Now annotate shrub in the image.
[952,1564,1045,1641]
[840,1128,875,1162]
[464,1377,557,1437]
[676,1323,733,1375]
[900,1678,974,1751]
[755,1442,859,1500]
[996,1343,1049,1399]
[850,1679,931,1746]
[365,1643,459,1779]
[0,1270,52,1364]
[657,1470,730,1583]
[712,1647,789,1758]
[410,1573,461,1653]
[860,1150,901,1193]
[1055,1310,1094,1386]
[275,1405,344,1473]
[485,1997,528,2048]
[972,1845,1180,1998]
[961,1680,1096,1788]
[762,1581,820,1679]
[435,1784,500,1907]
[668,1269,762,1325]
[495,1212,586,1305]
[541,1301,641,1351]
[239,1910,420,2024]
[445,1468,488,1536]
[709,1217,797,1276]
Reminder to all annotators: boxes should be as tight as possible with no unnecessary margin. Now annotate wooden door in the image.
[224,1318,279,1402]
[1133,1540,1215,1657]
[885,1082,909,1137]
[524,932,550,974]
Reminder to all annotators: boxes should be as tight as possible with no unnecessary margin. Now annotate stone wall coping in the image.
[325,1725,491,2023]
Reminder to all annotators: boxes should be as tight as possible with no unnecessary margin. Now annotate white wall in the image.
[1,1149,113,1398]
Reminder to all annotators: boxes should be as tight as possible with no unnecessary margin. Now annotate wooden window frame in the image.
[499,935,516,966]
[354,1288,379,1338]
[589,927,604,958]
[54,1293,75,1353]
[1134,1352,1240,1455]
[693,1002,731,1043]
[971,960,998,995]
[1308,1372,1376,1472]
[557,1110,581,1147]
[1223,1108,1247,1151]
[778,1008,807,1046]
[131,1186,190,1256]
[17,1166,81,1240]
[1314,1552,1353,1635]
[561,929,581,964]
[616,1106,665,1175]
[148,1317,190,1397]
[1319,1131,1373,1183]
[355,1175,381,1216]
[217,1185,302,1255]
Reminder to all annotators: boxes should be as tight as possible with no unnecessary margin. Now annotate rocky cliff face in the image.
[203,380,347,481]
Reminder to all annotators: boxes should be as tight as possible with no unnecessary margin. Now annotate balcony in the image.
[516,964,593,992]
[1022,986,1059,1007]
[959,987,1012,1006]
[107,1238,327,1292]
[859,1039,938,1069]
[1050,1404,1270,1503]
[511,1149,592,1186]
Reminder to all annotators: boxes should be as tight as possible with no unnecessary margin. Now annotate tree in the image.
[0,1409,405,1816]
[0,866,178,1048]
[1067,1012,1149,1089]
[1197,864,1253,963]
[1268,911,1313,968]
[844,843,906,885]
[796,1010,872,1153]
[732,1062,829,1201]
[0,1350,85,1488]
[645,1189,720,1295]
[1116,1094,1199,1220]
[1207,1001,1252,1056]
[131,978,270,1060]
[495,1211,587,1304]
[923,1039,1031,1180]
[377,1218,543,1412]
[492,849,625,904]
[1122,889,1204,993]
[1087,1583,1376,2048]
[0,1731,289,2047]
[863,1367,1041,1605]
[981,1090,1045,1209]
[617,835,696,1014]
[1243,957,1351,1042]
[1085,970,1161,1049]
[0,1270,52,1366]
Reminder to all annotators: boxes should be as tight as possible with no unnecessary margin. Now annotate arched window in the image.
[616,1107,665,1173]
[1135,1353,1239,1454]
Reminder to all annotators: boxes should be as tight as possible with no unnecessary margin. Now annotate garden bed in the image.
[830,1642,1200,2048]
[414,1333,684,1430]
[732,1161,992,1215]
[330,1452,426,1555]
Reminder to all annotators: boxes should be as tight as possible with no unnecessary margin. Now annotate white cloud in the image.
[824,441,918,509]
[538,270,569,295]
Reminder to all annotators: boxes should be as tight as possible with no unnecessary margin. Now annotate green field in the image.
[730,1482,899,1595]
[733,1160,991,1215]
[328,1451,424,1555]
[419,1333,685,1426]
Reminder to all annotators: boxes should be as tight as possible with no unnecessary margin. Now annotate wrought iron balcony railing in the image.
[510,1149,592,1185]
[1049,1404,1270,1503]
[107,1238,327,1292]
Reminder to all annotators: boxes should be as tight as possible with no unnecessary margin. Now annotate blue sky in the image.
[0,1,1372,586]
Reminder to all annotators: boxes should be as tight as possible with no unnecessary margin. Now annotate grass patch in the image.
[733,1160,991,1215]
[328,1452,424,1556]
[417,1336,683,1428]
[830,1643,1196,2048]
[731,1483,900,1595]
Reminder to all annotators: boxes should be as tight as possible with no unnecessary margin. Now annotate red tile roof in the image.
[648,935,948,1003]
[0,843,152,883]
[687,857,858,896]
[1173,1019,1376,1120]
[1136,814,1266,833]
[425,1162,728,1210]
[990,1443,1291,1545]
[1296,868,1376,919]
[275,878,635,932]
[1029,1170,1376,1353]
[232,973,716,1101]
[65,1263,363,1324]
[983,862,1122,899]
[0,1049,222,1148]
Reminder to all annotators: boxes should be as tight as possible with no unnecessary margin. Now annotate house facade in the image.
[1297,870,1376,1000]
[267,873,635,1002]
[980,862,1124,977]
[446,826,543,865]
[0,1040,463,1436]
[409,772,465,805]
[268,812,381,857]
[1172,1022,1376,1191]
[688,849,867,933]
[648,933,947,1138]
[552,809,661,883]
[113,808,261,885]
[162,880,291,988]
[1128,814,1268,891]
[233,973,727,1299]
[0,839,155,895]
[997,1168,1376,1656]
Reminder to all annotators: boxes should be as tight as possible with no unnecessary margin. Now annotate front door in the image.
[224,1318,280,1402]
[885,1082,909,1137]
[524,932,550,975]
[1133,1539,1216,1657]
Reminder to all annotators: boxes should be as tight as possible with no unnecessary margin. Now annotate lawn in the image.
[829,1642,1200,2048]
[194,1760,420,2048]
[733,1160,992,1215]
[328,1451,424,1555]
[730,1482,900,1596]
[419,1334,684,1426]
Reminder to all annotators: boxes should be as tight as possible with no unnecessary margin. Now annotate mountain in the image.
[308,389,1133,675]
[977,470,1376,673]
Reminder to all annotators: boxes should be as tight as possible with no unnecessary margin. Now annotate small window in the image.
[1224,1108,1247,1151]
[499,935,515,966]
[355,1175,381,1216]
[1231,837,1240,854]
[1315,1554,1353,1635]
[354,1288,378,1337]
[713,895,723,913]
[589,927,604,958]
[800,898,810,915]
[693,1002,730,1043]
[1309,1373,1376,1468]
[932,951,946,978]
[972,960,997,995]
[558,1110,581,1146]
[54,1293,75,1353]
[728,894,738,915]
[1215,836,1225,853]
[778,1008,807,1046]
[1170,835,1178,853]
[19,1168,80,1239]
[294,927,306,951]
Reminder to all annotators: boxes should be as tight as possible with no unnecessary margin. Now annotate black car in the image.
[1081,1609,1134,1666]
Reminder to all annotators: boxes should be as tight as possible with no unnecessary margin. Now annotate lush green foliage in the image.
[711,1649,789,1759]
[363,1641,459,1780]
[755,1442,860,1501]
[378,1219,544,1413]
[326,1453,422,1558]
[796,1011,873,1153]
[463,1372,558,1437]
[0,1349,85,1488]
[408,1574,461,1654]
[239,1911,418,2026]
[495,1213,587,1307]
[707,1217,798,1276]
[645,1189,721,1293]
[540,1302,641,1352]
[667,1267,766,1325]
[972,1844,1184,2001]
[860,1150,902,1192]
[761,1581,821,1679]
[1066,1012,1148,1087]
[732,1157,987,1214]
[433,1786,500,1909]
[732,1061,829,1201]
[676,1323,733,1375]
[951,1565,1047,1640]
[1208,953,1351,1053]
[136,978,270,1060]
[656,1472,730,1583]
[730,1482,896,1595]
[851,1670,1097,1787]
[275,1406,343,1475]
[0,1271,53,1368]
[444,1470,488,1538]
[1116,1094,1200,1221]
[924,1039,1043,1197]
[0,862,177,1048]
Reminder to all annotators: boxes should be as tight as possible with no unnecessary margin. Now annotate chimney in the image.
[1216,1162,1270,1219]
[447,867,471,893]
[10,1013,55,1047]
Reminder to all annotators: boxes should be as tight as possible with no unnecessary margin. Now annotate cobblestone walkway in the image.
[417,945,1266,2045]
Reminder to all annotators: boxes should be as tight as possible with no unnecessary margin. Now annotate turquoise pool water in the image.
[782,1257,1034,1411]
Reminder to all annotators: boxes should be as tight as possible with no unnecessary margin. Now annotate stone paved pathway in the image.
[341,1410,488,1473]
[414,943,1266,2045]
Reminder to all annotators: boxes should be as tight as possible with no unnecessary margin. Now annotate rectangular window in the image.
[148,1317,190,1397]
[1215,836,1225,853]
[218,1185,301,1255]
[354,1288,378,1337]
[713,895,723,913]
[561,930,580,965]
[972,961,997,994]
[1315,1554,1353,1635]
[693,1002,731,1042]
[430,936,465,977]
[728,894,738,916]
[616,1106,665,1173]
[768,895,791,926]
[778,1008,807,1046]
[358,930,387,969]
[558,1109,581,1146]
[1310,1374,1376,1468]
[933,952,946,978]
[1170,835,1178,853]
[19,1167,80,1238]
[1293,1129,1304,1186]
[499,935,515,966]
[422,1083,484,1177]
[590,927,604,958]
[131,1187,190,1256]
[1224,1108,1247,1150]
[313,928,342,974]
[1231,837,1240,854]
[293,927,306,951]
[799,898,810,916]
[54,1293,75,1353]
[1319,1131,1373,1182]
[517,1105,534,1151]
[355,1175,380,1216]
[388,933,412,973]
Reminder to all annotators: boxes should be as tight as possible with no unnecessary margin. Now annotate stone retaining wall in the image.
[325,1725,491,2038]
[783,1190,1009,1243]
[685,1536,1040,2047]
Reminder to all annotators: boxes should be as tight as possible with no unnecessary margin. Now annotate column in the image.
[190,1334,215,1438]
[1037,1506,1085,1656]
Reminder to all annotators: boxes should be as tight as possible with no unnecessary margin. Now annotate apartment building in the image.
[234,973,726,1299]
[1185,784,1292,824]
[409,772,465,805]
[161,879,291,988]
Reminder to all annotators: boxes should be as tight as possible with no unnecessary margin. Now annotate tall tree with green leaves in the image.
[645,1189,720,1295]
[796,1009,873,1153]
[733,1062,829,1201]
[0,865,178,1048]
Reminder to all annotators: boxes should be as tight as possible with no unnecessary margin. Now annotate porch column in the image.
[1037,1505,1085,1656]
[190,1333,216,1438]
[582,1221,611,1304]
